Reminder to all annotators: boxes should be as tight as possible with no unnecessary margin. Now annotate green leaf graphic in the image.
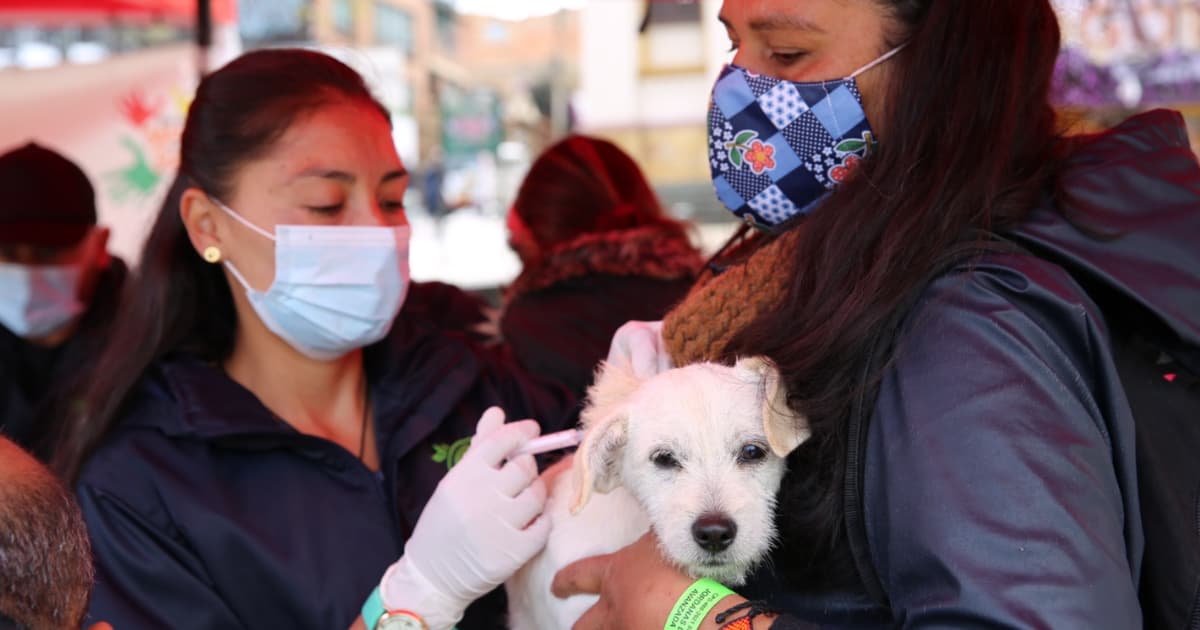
[105,136,161,203]
[432,437,472,470]
[836,139,866,153]
[735,130,757,146]
[730,150,743,169]
[447,438,472,467]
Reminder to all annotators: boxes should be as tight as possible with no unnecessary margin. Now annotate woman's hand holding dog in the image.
[552,533,767,630]
[377,407,550,630]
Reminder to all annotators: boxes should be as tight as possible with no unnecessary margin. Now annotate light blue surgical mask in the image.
[216,201,411,361]
[0,261,86,339]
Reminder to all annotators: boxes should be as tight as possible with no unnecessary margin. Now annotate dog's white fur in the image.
[506,357,809,630]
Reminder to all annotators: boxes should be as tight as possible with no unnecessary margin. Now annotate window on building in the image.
[485,22,509,44]
[0,21,188,70]
[239,0,309,45]
[332,0,355,36]
[375,3,414,54]
[435,0,457,54]
[641,0,701,30]
[639,0,704,75]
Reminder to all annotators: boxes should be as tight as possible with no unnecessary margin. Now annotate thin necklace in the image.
[358,384,371,462]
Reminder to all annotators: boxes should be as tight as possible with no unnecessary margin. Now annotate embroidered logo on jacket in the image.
[432,437,471,470]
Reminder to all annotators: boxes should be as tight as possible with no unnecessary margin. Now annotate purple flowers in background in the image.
[1053,46,1200,107]
[1053,48,1121,106]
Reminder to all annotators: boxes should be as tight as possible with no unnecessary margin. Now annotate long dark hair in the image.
[720,1,1067,586]
[511,135,690,251]
[52,49,390,481]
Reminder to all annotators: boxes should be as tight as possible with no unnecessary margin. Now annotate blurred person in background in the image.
[501,134,703,398]
[51,49,573,630]
[420,145,449,222]
[0,143,126,461]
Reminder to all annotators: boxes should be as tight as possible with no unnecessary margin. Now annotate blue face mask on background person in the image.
[216,201,411,361]
[707,46,905,228]
[0,262,86,339]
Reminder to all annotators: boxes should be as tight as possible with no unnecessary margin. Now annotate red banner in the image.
[0,0,235,24]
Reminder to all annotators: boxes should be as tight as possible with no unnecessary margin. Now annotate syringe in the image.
[510,428,584,457]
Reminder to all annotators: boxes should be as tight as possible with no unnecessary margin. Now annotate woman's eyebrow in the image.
[381,168,408,183]
[296,168,355,183]
[719,12,826,34]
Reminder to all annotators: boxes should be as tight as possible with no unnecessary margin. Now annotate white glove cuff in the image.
[380,558,467,630]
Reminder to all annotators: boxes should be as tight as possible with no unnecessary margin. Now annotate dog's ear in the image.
[580,360,642,431]
[571,360,643,513]
[734,356,810,457]
[570,409,628,514]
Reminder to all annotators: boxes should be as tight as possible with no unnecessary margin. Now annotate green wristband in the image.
[663,578,735,630]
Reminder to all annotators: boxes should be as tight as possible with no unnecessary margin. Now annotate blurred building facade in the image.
[239,0,454,166]
[239,0,583,182]
[454,10,580,151]
[575,0,730,221]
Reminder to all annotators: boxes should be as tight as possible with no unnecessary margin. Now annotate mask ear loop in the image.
[210,198,276,293]
[212,199,276,242]
[829,44,907,143]
[221,253,259,294]
[848,43,908,80]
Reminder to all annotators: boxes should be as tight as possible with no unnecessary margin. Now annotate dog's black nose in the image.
[692,513,737,552]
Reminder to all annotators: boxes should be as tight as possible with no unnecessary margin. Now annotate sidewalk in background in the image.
[409,207,739,290]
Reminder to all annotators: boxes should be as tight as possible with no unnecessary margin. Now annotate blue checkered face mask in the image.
[707,46,904,228]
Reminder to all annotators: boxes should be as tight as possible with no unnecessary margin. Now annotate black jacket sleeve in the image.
[77,483,248,629]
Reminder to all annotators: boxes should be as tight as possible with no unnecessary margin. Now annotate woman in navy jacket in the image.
[53,50,573,630]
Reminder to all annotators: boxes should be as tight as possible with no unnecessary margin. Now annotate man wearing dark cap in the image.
[0,142,126,460]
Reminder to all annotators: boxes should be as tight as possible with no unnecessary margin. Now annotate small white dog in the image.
[506,357,809,630]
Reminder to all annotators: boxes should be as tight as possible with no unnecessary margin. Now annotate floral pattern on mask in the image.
[744,139,776,174]
[707,61,886,227]
[827,131,876,183]
[803,130,878,189]
[722,129,778,175]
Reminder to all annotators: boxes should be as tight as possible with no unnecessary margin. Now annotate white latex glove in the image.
[379,407,549,630]
[606,320,673,379]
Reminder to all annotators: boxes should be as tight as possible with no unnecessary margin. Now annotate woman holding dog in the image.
[556,0,1200,628]
[53,49,573,629]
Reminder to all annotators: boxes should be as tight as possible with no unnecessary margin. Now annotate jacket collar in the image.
[130,317,484,458]
[1013,108,1200,371]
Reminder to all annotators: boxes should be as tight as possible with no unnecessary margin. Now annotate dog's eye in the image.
[738,444,767,464]
[651,450,680,470]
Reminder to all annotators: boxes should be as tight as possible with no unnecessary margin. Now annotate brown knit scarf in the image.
[662,228,799,366]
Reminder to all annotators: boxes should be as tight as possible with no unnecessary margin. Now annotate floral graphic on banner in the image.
[104,86,190,206]
[119,91,164,128]
[106,137,161,203]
